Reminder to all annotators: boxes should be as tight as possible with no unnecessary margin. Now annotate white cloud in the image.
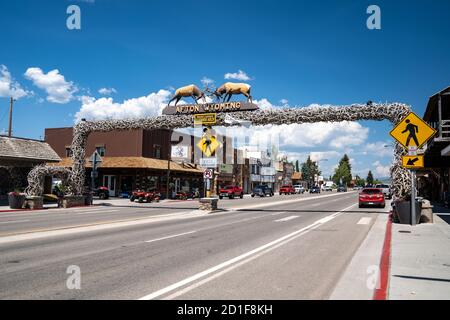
[200,77,214,87]
[373,160,391,178]
[224,70,252,81]
[0,65,29,99]
[280,99,289,105]
[98,87,117,96]
[24,67,77,104]
[363,141,393,158]
[74,89,171,122]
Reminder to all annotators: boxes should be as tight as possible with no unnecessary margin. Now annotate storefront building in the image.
[45,127,203,197]
[420,86,450,203]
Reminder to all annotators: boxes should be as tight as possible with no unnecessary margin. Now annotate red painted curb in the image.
[373,214,393,300]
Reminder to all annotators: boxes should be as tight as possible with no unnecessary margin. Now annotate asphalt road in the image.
[0,191,389,299]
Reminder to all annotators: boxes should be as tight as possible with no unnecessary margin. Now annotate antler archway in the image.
[26,102,412,199]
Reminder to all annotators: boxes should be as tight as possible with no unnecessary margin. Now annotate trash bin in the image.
[395,200,422,225]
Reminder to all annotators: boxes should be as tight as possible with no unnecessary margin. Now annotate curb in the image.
[373,213,393,300]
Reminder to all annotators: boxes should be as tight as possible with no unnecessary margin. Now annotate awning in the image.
[47,157,203,174]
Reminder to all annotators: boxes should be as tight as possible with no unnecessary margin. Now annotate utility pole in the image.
[8,97,15,137]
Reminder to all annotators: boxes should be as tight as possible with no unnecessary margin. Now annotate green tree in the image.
[332,154,352,186]
[301,156,321,188]
[354,175,365,187]
[366,171,374,186]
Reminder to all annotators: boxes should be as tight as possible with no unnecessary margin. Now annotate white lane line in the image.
[271,211,286,216]
[75,209,119,215]
[0,219,30,225]
[357,217,371,225]
[145,231,197,243]
[138,203,356,300]
[310,203,322,207]
[274,215,299,222]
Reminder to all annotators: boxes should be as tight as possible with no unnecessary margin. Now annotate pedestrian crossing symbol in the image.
[196,127,221,157]
[390,112,436,149]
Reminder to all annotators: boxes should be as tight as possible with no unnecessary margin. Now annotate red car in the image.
[219,185,244,199]
[359,188,385,208]
[279,185,295,195]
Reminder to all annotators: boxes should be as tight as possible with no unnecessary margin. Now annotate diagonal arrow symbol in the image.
[406,157,419,166]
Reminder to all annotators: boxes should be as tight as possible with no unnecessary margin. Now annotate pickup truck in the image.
[279,185,295,195]
[375,184,392,199]
[219,185,244,199]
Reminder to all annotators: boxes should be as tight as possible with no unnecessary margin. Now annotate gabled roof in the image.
[424,86,450,121]
[0,136,61,162]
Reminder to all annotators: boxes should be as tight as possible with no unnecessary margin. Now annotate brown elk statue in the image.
[213,82,253,103]
[167,84,206,106]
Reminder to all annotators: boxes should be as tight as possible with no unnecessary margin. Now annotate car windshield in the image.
[376,184,389,188]
[223,186,233,189]
[281,186,290,188]
[362,189,382,194]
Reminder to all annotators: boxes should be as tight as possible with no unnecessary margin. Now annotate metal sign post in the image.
[411,170,417,226]
[89,150,103,191]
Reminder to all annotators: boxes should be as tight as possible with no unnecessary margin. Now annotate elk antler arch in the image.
[26,102,412,199]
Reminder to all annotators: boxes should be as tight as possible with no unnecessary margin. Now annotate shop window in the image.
[65,147,73,157]
[154,144,161,159]
[96,146,106,157]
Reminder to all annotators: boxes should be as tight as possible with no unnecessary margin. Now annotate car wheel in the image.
[138,197,144,203]
[240,193,243,199]
[251,194,255,198]
[219,196,223,200]
[130,196,135,202]
[230,195,234,199]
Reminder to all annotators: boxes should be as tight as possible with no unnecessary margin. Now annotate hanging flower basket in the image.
[8,192,26,209]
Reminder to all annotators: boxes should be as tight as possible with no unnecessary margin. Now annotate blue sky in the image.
[1,0,449,179]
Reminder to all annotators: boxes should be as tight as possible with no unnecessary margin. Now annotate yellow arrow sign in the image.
[402,155,424,169]
[390,112,436,149]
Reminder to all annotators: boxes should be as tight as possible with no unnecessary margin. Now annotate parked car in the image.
[322,185,333,192]
[219,185,244,199]
[130,189,161,203]
[375,184,392,199]
[279,185,295,195]
[337,185,348,192]
[309,186,321,193]
[293,185,305,194]
[359,188,385,208]
[251,185,274,197]
[93,186,109,199]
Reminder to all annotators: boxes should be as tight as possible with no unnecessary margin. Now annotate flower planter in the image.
[8,193,26,209]
[395,200,422,225]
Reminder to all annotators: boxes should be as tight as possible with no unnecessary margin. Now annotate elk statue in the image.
[167,84,206,106]
[214,82,253,103]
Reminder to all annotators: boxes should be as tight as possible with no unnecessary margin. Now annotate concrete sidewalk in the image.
[389,207,450,300]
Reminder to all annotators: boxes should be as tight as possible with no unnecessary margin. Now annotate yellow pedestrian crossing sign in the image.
[197,127,221,157]
[390,112,436,149]
[402,155,424,169]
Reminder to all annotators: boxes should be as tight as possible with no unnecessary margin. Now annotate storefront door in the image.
[103,175,116,197]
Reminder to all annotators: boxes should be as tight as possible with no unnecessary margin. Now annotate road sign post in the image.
[390,112,436,226]
[411,170,417,226]
[89,150,103,191]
